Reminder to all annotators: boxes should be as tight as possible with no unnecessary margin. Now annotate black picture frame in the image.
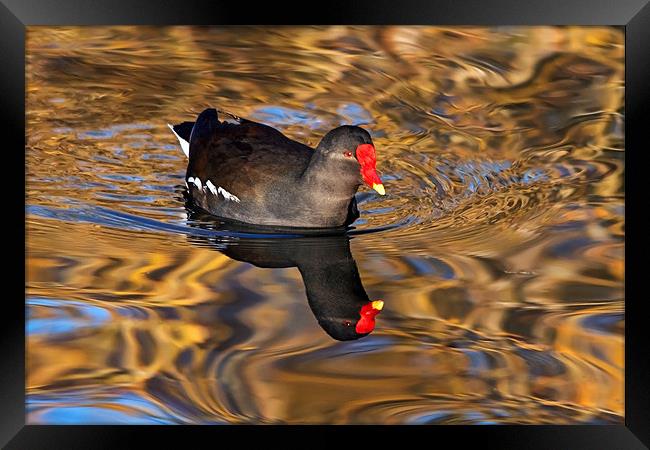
[4,0,648,448]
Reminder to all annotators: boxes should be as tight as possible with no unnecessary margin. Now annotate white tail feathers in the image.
[168,123,190,158]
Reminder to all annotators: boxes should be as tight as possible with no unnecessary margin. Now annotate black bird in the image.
[185,212,384,341]
[169,108,385,228]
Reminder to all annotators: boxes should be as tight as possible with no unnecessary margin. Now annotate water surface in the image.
[26,26,624,424]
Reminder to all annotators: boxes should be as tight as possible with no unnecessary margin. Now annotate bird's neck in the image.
[297,252,369,311]
[301,152,361,212]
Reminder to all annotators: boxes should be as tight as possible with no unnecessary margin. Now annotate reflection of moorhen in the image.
[185,211,384,341]
[169,108,385,229]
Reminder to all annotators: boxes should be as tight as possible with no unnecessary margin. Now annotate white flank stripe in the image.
[218,186,241,203]
[206,180,218,195]
[188,176,240,203]
[168,123,190,158]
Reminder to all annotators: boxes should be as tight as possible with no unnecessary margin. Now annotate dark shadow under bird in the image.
[185,211,384,341]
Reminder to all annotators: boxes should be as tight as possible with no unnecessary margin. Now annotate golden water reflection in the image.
[27,26,623,424]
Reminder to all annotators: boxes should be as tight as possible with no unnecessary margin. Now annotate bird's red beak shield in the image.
[355,300,384,334]
[356,144,385,195]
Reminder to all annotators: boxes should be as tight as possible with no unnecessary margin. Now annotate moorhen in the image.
[186,211,384,341]
[169,108,385,228]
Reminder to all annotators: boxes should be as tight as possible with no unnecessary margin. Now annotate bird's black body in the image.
[172,108,378,228]
[186,211,381,341]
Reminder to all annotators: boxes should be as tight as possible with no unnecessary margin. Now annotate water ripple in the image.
[26,25,624,424]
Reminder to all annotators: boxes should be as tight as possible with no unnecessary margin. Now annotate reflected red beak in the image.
[355,300,384,334]
[356,144,385,195]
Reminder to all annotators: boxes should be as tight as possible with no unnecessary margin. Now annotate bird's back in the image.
[184,110,321,225]
[188,116,314,186]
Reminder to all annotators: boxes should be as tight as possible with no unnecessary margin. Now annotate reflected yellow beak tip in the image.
[372,300,384,311]
[372,183,386,195]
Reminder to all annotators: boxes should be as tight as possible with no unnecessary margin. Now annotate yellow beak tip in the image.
[372,183,386,195]
[372,300,384,311]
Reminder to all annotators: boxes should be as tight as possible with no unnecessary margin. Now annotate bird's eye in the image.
[343,151,353,158]
[344,320,352,327]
